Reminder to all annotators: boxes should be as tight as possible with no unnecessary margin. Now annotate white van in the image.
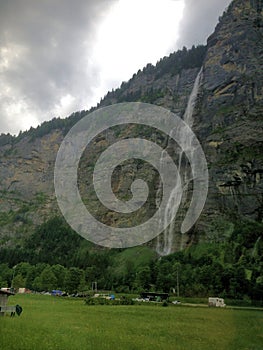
[208,297,226,307]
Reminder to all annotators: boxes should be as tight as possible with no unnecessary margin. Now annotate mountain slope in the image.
[0,0,262,256]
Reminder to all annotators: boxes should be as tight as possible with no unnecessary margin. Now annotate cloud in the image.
[176,0,232,48]
[0,0,233,135]
[0,0,113,134]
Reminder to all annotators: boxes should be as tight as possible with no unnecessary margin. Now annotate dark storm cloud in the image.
[0,0,113,134]
[177,0,232,48]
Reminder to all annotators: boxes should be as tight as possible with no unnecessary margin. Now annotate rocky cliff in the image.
[0,0,262,253]
[195,0,263,241]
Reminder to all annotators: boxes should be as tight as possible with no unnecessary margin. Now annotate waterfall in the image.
[156,67,203,256]
[183,67,203,127]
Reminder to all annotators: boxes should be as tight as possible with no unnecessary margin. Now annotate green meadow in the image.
[0,294,262,350]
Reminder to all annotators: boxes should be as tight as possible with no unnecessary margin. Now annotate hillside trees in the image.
[0,217,262,302]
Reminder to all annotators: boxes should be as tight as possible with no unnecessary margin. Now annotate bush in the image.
[85,295,135,306]
[119,296,134,305]
[85,297,111,305]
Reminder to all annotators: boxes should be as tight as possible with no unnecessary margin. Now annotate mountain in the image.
[0,0,262,258]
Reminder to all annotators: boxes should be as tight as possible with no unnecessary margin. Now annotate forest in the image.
[0,216,262,304]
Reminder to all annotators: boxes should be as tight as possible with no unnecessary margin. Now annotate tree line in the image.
[0,217,262,303]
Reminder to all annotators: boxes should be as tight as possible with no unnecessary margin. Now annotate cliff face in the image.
[0,130,63,242]
[0,0,262,251]
[194,0,263,243]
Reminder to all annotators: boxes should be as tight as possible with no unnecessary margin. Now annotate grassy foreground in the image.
[0,294,262,350]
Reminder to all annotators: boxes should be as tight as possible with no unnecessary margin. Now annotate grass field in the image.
[0,294,262,350]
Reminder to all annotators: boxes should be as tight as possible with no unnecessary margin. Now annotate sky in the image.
[0,0,231,135]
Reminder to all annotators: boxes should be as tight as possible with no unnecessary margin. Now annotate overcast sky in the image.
[0,0,231,135]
